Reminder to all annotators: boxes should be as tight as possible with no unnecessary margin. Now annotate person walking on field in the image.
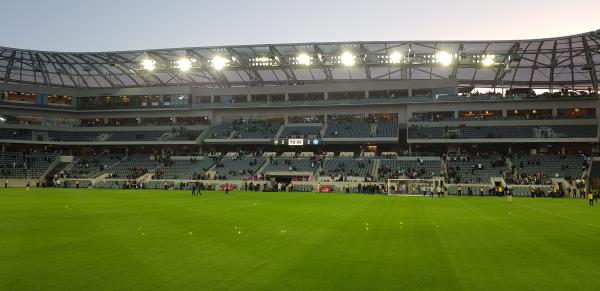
[195,181,202,196]
[589,191,594,206]
[497,185,504,198]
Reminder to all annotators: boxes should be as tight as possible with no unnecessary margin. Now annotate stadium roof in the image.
[1,30,599,91]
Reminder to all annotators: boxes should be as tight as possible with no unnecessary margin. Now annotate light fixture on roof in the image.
[481,54,495,66]
[389,52,403,64]
[212,56,229,70]
[176,58,192,72]
[340,52,355,66]
[435,51,453,66]
[296,53,311,66]
[141,58,156,71]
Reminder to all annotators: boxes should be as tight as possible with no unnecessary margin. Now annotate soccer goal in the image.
[387,178,444,195]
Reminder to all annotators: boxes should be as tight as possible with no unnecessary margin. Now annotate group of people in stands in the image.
[60,154,121,179]
[3,146,598,200]
[459,88,597,99]
[211,155,260,180]
[378,165,430,182]
[0,150,55,178]
[446,153,509,184]
[319,159,374,182]
[224,119,280,139]
[516,154,590,185]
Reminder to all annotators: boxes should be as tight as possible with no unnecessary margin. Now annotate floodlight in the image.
[389,52,402,64]
[141,59,156,71]
[297,53,311,66]
[176,58,192,72]
[340,52,355,66]
[481,55,495,66]
[212,56,229,70]
[436,51,453,66]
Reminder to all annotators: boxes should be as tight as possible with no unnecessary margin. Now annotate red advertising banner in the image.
[319,185,333,193]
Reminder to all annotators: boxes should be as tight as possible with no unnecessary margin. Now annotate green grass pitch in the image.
[1,188,600,290]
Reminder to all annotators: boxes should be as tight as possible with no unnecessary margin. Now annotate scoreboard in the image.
[274,138,321,146]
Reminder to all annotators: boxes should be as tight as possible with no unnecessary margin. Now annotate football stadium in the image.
[1,2,600,290]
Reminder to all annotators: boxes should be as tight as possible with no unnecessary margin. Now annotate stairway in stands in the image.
[43,161,72,181]
[588,159,600,189]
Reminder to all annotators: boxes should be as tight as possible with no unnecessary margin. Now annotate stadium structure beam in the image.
[510,41,534,89]
[92,53,138,86]
[136,52,167,86]
[491,42,519,89]
[38,52,68,87]
[226,48,263,86]
[372,68,403,80]
[65,54,109,87]
[312,45,334,81]
[146,51,188,85]
[56,54,94,88]
[33,52,50,85]
[430,43,439,81]
[412,66,446,80]
[184,49,229,87]
[549,40,558,92]
[3,50,16,82]
[46,53,79,87]
[407,42,413,80]
[471,43,491,87]
[568,38,576,89]
[26,51,37,84]
[450,43,463,80]
[85,53,140,87]
[268,46,297,83]
[149,50,200,86]
[528,41,544,90]
[360,44,372,81]
[187,49,231,88]
[582,35,599,93]
[590,34,600,91]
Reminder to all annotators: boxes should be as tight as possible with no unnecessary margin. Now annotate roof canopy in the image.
[1,30,599,90]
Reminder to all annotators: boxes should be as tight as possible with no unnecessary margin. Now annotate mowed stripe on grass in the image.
[1,188,599,291]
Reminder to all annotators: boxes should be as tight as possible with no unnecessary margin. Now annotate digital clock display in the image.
[287,138,304,146]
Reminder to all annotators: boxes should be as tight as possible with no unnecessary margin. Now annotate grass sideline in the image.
[1,188,600,291]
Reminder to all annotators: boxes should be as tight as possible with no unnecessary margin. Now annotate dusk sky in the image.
[1,0,598,52]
